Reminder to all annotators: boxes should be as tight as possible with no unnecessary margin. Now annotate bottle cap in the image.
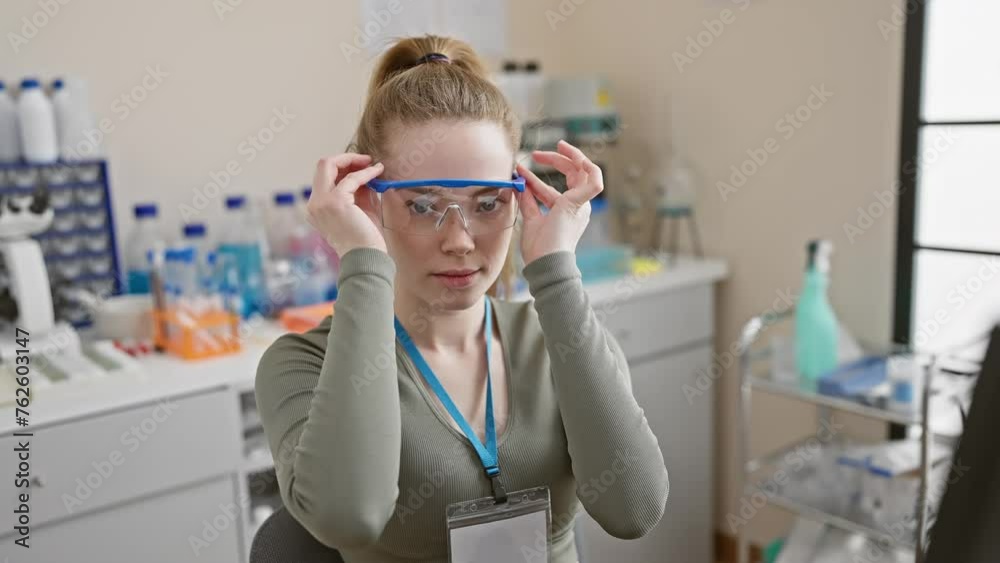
[302,186,313,200]
[134,203,158,218]
[225,195,246,209]
[274,192,296,206]
[20,78,41,89]
[807,239,833,274]
[183,223,206,238]
[52,78,64,90]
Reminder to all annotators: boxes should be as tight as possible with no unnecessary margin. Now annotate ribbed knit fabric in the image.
[255,247,669,563]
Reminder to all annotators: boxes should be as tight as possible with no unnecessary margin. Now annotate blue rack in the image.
[0,159,121,327]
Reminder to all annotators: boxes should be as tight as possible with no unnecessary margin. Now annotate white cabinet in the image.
[0,388,245,561]
[577,280,718,563]
[10,476,242,563]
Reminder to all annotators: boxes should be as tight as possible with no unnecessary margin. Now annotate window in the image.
[894,0,1000,359]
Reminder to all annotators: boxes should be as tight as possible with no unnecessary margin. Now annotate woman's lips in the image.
[432,269,480,289]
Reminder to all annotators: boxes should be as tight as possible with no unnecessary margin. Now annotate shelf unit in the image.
[0,159,122,327]
[735,309,960,563]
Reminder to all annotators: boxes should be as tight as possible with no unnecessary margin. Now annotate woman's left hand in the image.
[516,140,605,265]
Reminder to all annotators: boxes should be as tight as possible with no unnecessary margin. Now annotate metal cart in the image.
[734,308,954,563]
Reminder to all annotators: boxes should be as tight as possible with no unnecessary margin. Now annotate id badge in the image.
[446,486,552,563]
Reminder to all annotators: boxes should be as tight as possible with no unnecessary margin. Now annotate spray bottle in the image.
[795,239,839,389]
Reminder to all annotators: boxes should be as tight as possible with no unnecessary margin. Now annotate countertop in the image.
[0,255,728,435]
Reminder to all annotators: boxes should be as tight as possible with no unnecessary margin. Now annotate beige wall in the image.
[4,0,906,546]
[508,0,907,543]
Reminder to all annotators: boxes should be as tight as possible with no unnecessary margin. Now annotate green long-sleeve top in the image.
[255,247,669,562]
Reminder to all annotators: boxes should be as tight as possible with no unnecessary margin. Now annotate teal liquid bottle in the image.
[795,239,839,390]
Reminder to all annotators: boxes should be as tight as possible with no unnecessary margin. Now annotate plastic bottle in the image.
[795,239,840,389]
[291,186,338,305]
[51,77,98,161]
[0,81,20,162]
[125,204,164,295]
[217,195,267,318]
[182,223,220,305]
[268,192,300,260]
[16,78,58,163]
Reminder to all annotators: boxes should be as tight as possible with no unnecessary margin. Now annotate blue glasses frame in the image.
[367,174,526,193]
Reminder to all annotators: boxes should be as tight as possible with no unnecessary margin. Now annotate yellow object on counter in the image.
[632,257,664,276]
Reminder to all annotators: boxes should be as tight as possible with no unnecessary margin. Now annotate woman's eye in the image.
[477,198,502,213]
[407,199,435,215]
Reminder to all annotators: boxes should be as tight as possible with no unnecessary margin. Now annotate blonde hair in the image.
[353,35,521,298]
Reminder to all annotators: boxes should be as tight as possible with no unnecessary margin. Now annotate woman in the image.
[255,35,668,563]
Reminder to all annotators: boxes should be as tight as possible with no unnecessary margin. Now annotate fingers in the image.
[531,150,577,178]
[555,140,603,205]
[517,163,560,208]
[516,185,542,220]
[312,154,373,195]
[336,162,384,194]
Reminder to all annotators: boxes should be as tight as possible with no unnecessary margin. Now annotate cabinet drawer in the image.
[600,283,713,361]
[13,476,242,563]
[0,388,240,534]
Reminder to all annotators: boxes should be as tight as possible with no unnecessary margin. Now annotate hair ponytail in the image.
[354,35,520,162]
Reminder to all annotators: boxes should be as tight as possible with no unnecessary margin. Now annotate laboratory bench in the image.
[0,256,727,563]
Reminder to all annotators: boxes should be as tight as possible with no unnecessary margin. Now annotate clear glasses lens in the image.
[379,187,518,235]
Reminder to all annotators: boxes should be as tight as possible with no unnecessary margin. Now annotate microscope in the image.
[0,182,137,389]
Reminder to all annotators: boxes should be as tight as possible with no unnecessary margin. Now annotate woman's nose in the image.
[439,207,475,254]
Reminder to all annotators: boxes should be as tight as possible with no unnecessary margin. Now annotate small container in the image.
[54,257,85,279]
[75,185,104,206]
[75,162,101,183]
[51,211,77,232]
[52,235,82,256]
[82,232,109,253]
[12,167,38,188]
[49,187,75,210]
[888,355,923,414]
[78,208,107,229]
[42,164,73,185]
[87,255,113,275]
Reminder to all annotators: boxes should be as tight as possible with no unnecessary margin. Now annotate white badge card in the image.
[446,486,551,563]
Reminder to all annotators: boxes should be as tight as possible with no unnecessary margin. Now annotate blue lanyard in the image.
[394,298,507,503]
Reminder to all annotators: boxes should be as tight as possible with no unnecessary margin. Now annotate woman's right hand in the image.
[307,153,387,256]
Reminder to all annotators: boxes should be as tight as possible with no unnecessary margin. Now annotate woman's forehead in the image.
[382,120,514,180]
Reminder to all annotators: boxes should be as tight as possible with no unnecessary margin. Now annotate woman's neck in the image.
[394,289,486,353]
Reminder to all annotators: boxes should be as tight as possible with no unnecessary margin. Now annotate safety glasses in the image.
[367,175,525,235]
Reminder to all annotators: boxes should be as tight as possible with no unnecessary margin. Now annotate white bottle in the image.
[267,192,300,260]
[126,204,165,295]
[0,81,20,162]
[16,78,58,163]
[53,77,99,160]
